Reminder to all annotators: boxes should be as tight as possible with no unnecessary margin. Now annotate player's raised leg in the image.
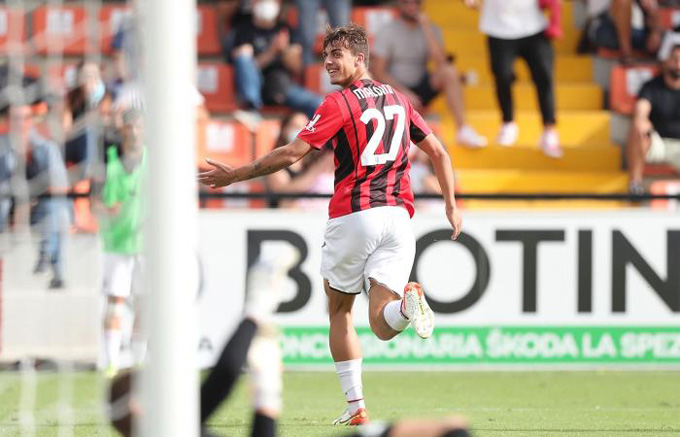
[326,280,369,426]
[369,280,435,340]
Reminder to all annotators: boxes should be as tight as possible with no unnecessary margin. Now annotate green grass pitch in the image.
[0,371,678,436]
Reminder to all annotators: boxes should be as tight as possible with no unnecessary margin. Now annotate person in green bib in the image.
[99,108,146,378]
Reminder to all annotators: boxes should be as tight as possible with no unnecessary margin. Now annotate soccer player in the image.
[198,24,461,426]
[98,108,147,377]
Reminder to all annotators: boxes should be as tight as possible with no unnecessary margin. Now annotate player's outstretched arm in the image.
[415,133,462,240]
[197,138,315,189]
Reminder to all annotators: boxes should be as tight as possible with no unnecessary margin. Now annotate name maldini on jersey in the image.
[352,84,395,100]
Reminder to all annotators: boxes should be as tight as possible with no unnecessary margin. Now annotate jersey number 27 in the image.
[360,105,405,166]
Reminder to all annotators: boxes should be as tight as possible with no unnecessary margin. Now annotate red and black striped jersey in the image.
[297,78,432,219]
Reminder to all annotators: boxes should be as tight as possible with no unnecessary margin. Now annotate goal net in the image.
[0,0,199,435]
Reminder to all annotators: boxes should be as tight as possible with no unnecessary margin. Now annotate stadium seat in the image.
[32,5,89,55]
[198,120,252,168]
[197,63,237,113]
[659,8,680,30]
[304,64,340,95]
[197,5,221,56]
[0,6,25,49]
[98,4,132,55]
[609,65,659,115]
[254,119,281,160]
[650,179,680,210]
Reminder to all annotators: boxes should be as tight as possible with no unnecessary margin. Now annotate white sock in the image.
[335,358,365,414]
[383,300,409,331]
[104,329,123,370]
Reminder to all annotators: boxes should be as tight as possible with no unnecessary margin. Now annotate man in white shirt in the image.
[465,0,562,158]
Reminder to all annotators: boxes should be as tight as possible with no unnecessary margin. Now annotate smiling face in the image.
[321,24,370,88]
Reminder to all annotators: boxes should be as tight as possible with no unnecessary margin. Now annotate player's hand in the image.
[463,0,480,8]
[197,158,237,188]
[446,205,463,240]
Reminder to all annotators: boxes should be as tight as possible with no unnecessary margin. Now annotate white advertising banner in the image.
[197,209,680,368]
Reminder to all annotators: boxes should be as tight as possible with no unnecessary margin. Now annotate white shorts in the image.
[102,253,144,298]
[648,132,680,171]
[321,206,415,296]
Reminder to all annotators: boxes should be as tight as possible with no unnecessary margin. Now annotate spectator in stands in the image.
[372,0,487,148]
[465,0,562,157]
[588,0,663,63]
[216,0,244,62]
[296,0,351,65]
[231,0,323,119]
[63,61,110,180]
[264,111,333,208]
[626,44,680,194]
[6,102,70,289]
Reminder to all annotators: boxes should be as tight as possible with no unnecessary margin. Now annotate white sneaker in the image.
[456,125,487,148]
[540,129,563,158]
[244,242,300,322]
[401,282,435,339]
[497,122,519,147]
[332,407,369,426]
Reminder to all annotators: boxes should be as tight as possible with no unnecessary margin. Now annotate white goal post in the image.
[140,0,200,436]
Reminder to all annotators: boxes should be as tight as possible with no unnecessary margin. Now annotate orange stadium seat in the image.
[0,7,26,49]
[32,5,89,55]
[198,120,252,168]
[254,119,282,160]
[659,8,680,30]
[609,65,659,114]
[197,5,221,56]
[650,180,680,210]
[197,63,237,113]
[98,4,132,55]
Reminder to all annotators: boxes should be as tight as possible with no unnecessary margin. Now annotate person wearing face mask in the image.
[371,0,487,149]
[63,61,110,180]
[264,111,333,208]
[626,44,680,194]
[231,0,323,119]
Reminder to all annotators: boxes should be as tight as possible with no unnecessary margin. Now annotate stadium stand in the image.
[8,0,680,211]
[423,0,629,200]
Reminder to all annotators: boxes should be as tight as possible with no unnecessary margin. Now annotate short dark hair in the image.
[323,23,370,67]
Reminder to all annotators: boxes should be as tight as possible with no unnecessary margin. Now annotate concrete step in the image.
[457,55,593,85]
[436,110,611,147]
[442,28,581,56]
[436,83,603,112]
[448,143,621,172]
[455,169,629,194]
